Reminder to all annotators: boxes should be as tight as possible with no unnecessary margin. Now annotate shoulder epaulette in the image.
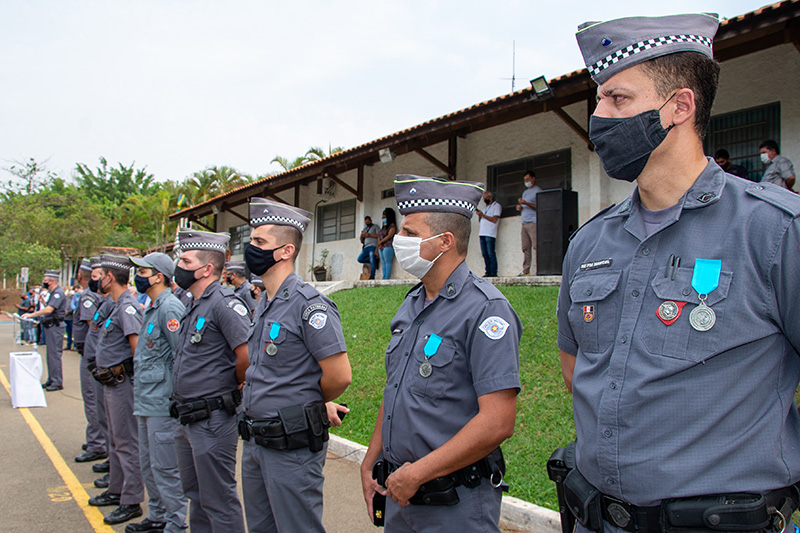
[473,276,503,301]
[569,203,617,242]
[297,282,319,300]
[746,184,800,217]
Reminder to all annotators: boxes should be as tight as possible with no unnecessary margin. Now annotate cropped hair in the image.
[424,212,470,256]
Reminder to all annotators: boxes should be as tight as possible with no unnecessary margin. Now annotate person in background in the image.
[249,274,264,305]
[517,170,542,276]
[225,261,257,314]
[16,291,35,343]
[476,191,502,277]
[377,207,397,280]
[64,285,78,351]
[713,148,749,179]
[760,139,796,190]
[23,271,66,391]
[358,216,381,280]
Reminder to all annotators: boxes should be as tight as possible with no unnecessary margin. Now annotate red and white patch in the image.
[167,319,180,332]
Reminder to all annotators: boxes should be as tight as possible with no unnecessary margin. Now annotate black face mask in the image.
[134,275,153,295]
[250,288,258,299]
[99,276,111,295]
[225,275,234,285]
[89,278,100,293]
[589,93,676,182]
[245,243,285,276]
[42,281,51,290]
[174,265,204,290]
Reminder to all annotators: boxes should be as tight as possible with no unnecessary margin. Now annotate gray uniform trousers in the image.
[242,440,327,533]
[80,355,106,453]
[174,409,244,533]
[384,477,502,533]
[103,376,144,505]
[43,324,65,387]
[92,375,109,453]
[138,415,187,532]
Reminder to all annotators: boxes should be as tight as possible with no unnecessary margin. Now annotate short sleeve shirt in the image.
[557,160,800,506]
[381,261,521,465]
[762,155,795,189]
[244,272,347,419]
[521,185,543,223]
[47,286,67,321]
[478,201,502,238]
[84,296,112,361]
[133,290,185,416]
[73,290,101,344]
[363,224,380,247]
[172,281,250,401]
[96,290,143,368]
[234,280,258,314]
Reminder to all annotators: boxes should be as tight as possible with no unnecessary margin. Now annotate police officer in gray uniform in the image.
[73,258,107,463]
[225,260,257,314]
[240,198,352,532]
[361,176,521,532]
[84,257,113,483]
[88,253,144,525]
[171,228,250,533]
[555,13,800,533]
[249,274,265,304]
[23,269,67,391]
[127,252,188,533]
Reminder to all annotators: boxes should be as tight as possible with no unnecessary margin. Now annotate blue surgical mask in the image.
[589,93,676,182]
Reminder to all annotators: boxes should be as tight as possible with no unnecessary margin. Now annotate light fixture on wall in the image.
[212,205,220,215]
[378,147,396,163]
[529,76,553,101]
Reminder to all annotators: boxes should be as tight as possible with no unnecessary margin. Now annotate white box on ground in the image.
[9,351,47,408]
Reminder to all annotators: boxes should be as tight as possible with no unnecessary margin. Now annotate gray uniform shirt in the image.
[47,285,67,321]
[557,161,800,506]
[762,154,795,189]
[73,290,101,345]
[171,281,250,402]
[133,290,186,417]
[243,272,347,419]
[381,261,521,465]
[234,280,258,314]
[96,290,143,368]
[84,296,113,362]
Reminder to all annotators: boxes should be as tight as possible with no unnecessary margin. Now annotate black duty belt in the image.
[372,448,507,506]
[238,402,330,453]
[169,390,241,425]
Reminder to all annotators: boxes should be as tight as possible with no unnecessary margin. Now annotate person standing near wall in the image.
[476,191,502,277]
[517,171,542,276]
[377,208,397,280]
[358,216,381,280]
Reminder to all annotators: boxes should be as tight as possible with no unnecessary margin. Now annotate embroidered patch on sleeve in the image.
[125,305,137,315]
[309,312,328,330]
[479,316,509,340]
[167,319,180,332]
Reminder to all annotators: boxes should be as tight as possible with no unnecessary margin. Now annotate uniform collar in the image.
[410,261,470,302]
[605,158,725,221]
[149,289,171,309]
[272,273,298,301]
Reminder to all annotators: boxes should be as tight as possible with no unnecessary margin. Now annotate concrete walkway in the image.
[0,321,557,532]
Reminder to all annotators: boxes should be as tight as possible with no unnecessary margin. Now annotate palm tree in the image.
[270,155,310,172]
[305,145,344,161]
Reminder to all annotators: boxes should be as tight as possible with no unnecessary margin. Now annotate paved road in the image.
[0,322,375,533]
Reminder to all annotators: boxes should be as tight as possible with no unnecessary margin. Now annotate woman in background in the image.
[377,207,396,280]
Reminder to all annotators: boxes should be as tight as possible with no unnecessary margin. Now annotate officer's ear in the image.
[280,243,296,261]
[439,232,456,253]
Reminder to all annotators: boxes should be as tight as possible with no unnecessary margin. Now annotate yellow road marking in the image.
[0,368,114,532]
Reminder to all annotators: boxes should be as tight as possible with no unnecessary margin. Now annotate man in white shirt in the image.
[475,191,502,277]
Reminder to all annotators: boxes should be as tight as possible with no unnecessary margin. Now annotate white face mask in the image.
[524,181,533,189]
[760,153,771,165]
[393,233,445,278]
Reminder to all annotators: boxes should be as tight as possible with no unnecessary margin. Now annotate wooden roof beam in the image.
[325,171,361,201]
[414,147,452,177]
[552,107,594,151]
[189,217,214,232]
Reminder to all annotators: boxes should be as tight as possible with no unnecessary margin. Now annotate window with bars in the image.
[229,224,250,255]
[487,148,572,218]
[315,199,356,243]
[704,102,781,182]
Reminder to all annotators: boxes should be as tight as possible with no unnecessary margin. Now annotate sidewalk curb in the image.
[328,434,560,533]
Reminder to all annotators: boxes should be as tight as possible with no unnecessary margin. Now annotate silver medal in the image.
[102,329,108,337]
[419,361,432,378]
[191,333,202,344]
[657,301,679,321]
[689,301,716,331]
[266,343,278,356]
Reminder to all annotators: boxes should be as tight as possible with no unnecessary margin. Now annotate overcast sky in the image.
[1,0,761,184]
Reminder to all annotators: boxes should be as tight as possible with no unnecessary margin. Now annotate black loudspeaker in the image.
[536,189,578,275]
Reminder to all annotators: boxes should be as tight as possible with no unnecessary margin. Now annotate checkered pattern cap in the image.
[79,258,92,272]
[100,253,132,272]
[250,274,265,288]
[249,198,312,233]
[177,227,230,253]
[225,261,247,273]
[90,256,102,269]
[394,175,484,219]
[43,269,61,278]
[576,13,719,84]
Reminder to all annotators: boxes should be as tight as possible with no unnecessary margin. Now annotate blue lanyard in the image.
[147,323,155,335]
[93,312,100,321]
[691,259,722,296]
[270,322,281,342]
[424,334,442,360]
[104,317,111,329]
[195,317,205,332]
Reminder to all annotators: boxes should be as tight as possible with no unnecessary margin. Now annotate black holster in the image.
[547,443,578,533]
[76,343,84,356]
[242,401,330,452]
[170,399,211,425]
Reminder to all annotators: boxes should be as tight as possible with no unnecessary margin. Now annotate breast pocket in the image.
[643,266,732,362]
[260,322,300,367]
[407,335,457,400]
[567,270,622,354]
[138,365,166,384]
[385,334,404,381]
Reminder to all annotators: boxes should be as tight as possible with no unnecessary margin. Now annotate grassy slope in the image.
[329,284,574,510]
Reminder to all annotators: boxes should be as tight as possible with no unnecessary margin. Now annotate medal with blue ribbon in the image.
[102,317,111,337]
[191,316,205,344]
[146,322,155,348]
[266,322,281,356]
[689,259,721,332]
[419,334,442,378]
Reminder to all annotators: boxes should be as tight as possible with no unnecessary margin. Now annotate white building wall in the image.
[212,46,799,283]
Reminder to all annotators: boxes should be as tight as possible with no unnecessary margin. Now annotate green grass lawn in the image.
[329,284,574,510]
